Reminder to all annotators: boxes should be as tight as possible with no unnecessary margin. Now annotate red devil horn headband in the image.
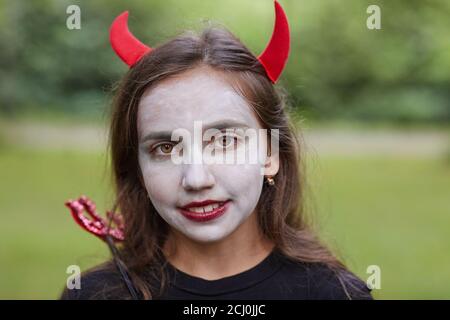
[109,0,290,83]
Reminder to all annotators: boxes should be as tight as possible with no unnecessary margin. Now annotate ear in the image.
[263,148,280,177]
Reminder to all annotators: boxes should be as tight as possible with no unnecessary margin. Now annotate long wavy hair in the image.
[93,25,357,299]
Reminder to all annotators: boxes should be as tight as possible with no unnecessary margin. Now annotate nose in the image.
[181,163,215,191]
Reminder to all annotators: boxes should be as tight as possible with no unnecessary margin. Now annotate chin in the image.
[184,227,235,244]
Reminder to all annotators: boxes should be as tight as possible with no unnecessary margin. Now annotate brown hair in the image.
[96,26,359,299]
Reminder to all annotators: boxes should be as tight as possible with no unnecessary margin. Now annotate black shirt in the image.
[60,249,373,300]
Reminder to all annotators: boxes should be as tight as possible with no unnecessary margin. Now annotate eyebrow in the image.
[140,120,250,143]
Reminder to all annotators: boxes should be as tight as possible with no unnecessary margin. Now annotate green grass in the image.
[0,146,111,299]
[307,155,450,299]
[1,145,449,299]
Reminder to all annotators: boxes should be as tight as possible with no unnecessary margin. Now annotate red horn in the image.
[109,11,152,67]
[257,0,291,83]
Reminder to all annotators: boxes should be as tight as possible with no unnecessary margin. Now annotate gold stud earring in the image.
[266,176,275,186]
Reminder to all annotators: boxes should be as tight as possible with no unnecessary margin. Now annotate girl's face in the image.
[137,66,278,243]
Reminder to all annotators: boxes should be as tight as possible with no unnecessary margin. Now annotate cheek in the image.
[139,156,181,206]
[215,163,264,207]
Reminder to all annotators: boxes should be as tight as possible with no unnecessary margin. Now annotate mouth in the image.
[178,200,231,222]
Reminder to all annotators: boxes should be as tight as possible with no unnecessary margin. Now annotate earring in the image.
[266,176,275,186]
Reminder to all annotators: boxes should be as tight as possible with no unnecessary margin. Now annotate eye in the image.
[214,134,239,150]
[151,142,176,156]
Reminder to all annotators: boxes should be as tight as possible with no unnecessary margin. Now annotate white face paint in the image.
[137,66,271,243]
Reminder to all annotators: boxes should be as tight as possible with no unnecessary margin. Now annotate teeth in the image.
[187,203,222,213]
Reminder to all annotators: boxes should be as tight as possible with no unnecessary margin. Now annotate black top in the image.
[60,248,373,300]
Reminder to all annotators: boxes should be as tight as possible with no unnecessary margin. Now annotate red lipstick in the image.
[178,200,231,222]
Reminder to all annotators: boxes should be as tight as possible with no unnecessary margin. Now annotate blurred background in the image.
[0,0,449,299]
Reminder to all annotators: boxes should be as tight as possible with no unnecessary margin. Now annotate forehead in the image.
[137,67,260,137]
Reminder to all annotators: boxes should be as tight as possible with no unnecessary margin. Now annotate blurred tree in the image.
[285,0,450,123]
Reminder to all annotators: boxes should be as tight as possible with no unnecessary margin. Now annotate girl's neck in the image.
[162,212,275,280]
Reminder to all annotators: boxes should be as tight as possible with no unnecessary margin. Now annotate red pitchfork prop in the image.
[64,196,140,299]
[65,195,125,242]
